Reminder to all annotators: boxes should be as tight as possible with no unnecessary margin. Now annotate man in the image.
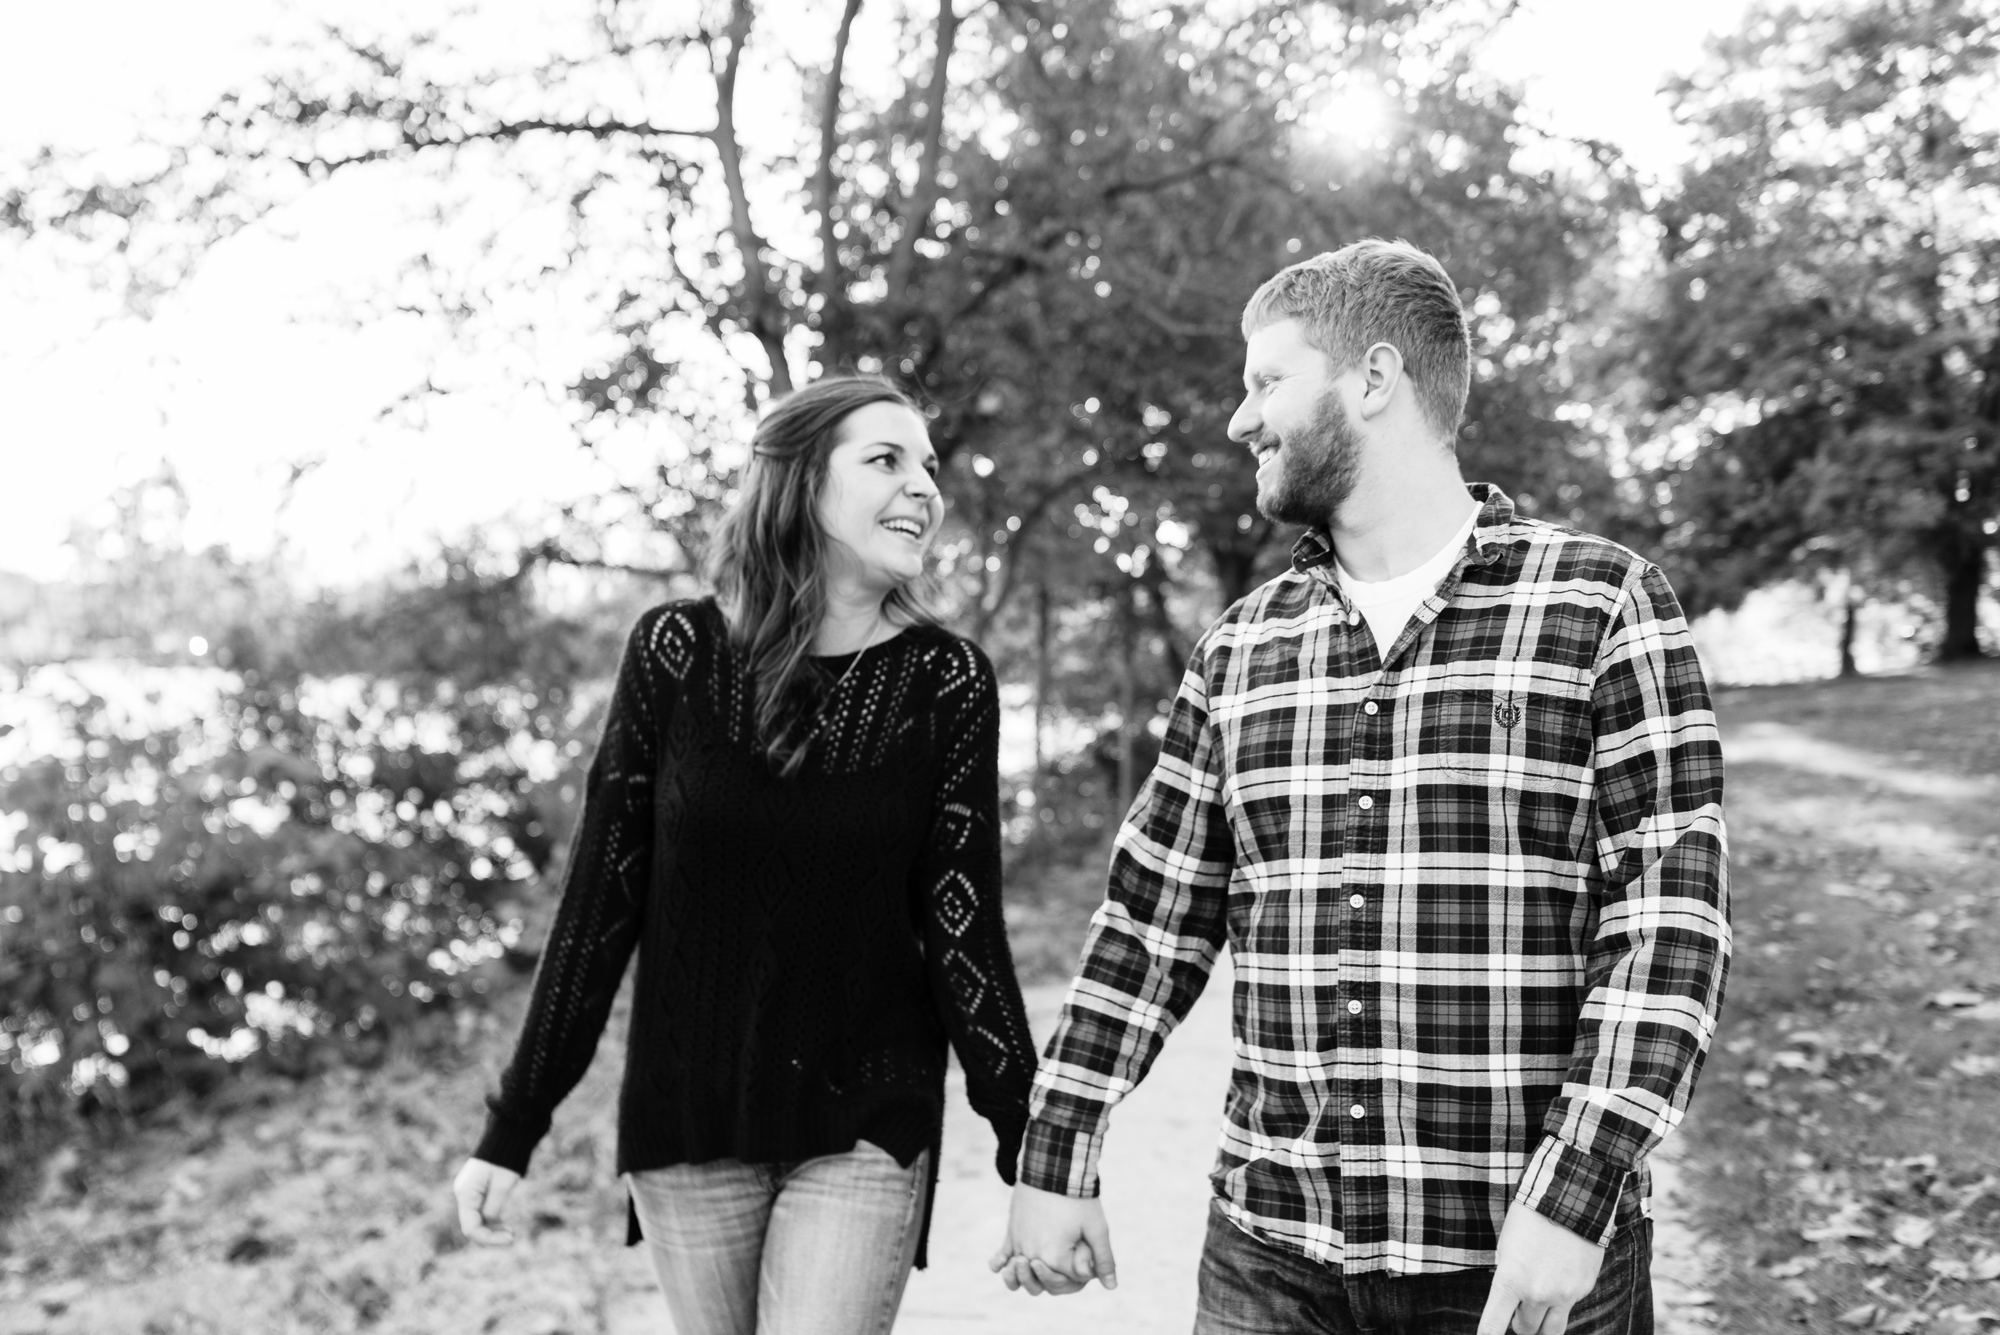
[992,239,1729,1335]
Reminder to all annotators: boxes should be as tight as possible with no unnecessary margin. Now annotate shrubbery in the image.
[0,555,643,1200]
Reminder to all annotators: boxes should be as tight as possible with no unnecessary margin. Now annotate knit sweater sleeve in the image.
[473,605,679,1174]
[914,637,1037,1183]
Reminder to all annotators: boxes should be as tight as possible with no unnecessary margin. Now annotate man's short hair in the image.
[1241,239,1472,442]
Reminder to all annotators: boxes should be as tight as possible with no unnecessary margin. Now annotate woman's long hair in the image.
[705,375,936,776]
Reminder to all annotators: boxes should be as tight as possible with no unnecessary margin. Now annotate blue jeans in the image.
[625,1142,927,1335]
[1194,1201,1654,1335]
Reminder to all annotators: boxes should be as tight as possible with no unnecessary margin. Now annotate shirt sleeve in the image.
[1020,636,1235,1197]
[912,638,1038,1184]
[474,605,676,1174]
[1513,563,1731,1242]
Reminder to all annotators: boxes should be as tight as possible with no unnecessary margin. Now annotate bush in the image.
[0,560,641,1199]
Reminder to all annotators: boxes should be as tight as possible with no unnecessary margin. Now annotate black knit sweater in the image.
[475,598,1037,1265]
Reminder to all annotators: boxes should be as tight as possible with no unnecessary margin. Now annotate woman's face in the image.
[815,401,943,595]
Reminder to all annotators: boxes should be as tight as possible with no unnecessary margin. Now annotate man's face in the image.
[1227,319,1362,527]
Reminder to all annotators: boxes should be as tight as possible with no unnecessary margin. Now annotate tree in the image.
[3,0,1641,853]
[1634,0,2000,659]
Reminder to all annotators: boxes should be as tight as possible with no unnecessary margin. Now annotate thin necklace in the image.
[813,608,885,728]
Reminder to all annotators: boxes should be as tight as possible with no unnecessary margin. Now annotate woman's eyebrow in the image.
[867,440,936,469]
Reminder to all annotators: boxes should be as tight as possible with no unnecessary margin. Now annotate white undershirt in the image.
[1334,505,1481,658]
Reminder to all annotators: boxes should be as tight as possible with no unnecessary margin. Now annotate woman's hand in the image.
[453,1158,521,1246]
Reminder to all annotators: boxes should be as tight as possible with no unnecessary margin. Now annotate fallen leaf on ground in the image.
[1970,1251,2000,1281]
[1784,1277,1822,1305]
[1890,1215,1937,1248]
[1950,1054,2000,1077]
[1929,1257,1971,1279]
[1930,990,1989,1010]
[1769,1256,1817,1278]
[1930,1307,1999,1335]
[1805,1202,1877,1242]
[1835,1302,1878,1326]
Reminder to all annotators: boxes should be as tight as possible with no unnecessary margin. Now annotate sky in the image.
[0,0,1752,587]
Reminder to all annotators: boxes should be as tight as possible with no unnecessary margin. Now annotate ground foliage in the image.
[1682,663,2000,1332]
[0,485,646,1205]
[4,658,1999,1331]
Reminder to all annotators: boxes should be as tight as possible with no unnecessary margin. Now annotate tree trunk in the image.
[1033,579,1050,783]
[1208,517,1276,609]
[1838,590,1861,678]
[1116,581,1138,824]
[1212,545,1259,609]
[1936,537,1991,662]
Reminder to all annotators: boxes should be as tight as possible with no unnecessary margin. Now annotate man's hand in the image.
[1476,1205,1606,1335]
[987,1182,1118,1296]
[452,1158,520,1246]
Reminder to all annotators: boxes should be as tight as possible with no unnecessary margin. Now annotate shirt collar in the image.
[1290,482,1516,575]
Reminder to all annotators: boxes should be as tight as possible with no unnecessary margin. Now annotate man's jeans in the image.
[1194,1201,1654,1335]
[625,1142,927,1335]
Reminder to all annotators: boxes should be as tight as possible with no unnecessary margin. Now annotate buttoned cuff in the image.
[1513,1136,1625,1245]
[1018,1117,1106,1198]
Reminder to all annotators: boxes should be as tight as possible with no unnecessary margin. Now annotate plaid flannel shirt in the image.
[1022,484,1730,1275]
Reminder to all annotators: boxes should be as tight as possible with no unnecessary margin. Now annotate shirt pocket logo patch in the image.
[1493,699,1522,730]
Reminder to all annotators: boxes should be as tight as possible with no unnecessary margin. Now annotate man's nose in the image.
[1227,399,1257,444]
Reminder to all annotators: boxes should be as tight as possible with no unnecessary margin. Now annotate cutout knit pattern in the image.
[477,599,1037,1247]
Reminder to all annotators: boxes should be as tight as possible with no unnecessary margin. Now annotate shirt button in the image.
[1357,795,1373,809]
[1347,999,1363,1014]
[1349,893,1365,908]
[1363,701,1379,715]
[1349,1104,1366,1120]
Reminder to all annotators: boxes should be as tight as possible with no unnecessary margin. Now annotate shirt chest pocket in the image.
[1423,687,1593,859]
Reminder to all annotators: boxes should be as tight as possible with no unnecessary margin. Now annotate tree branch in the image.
[817,0,866,308]
[710,0,795,395]
[886,0,959,300]
[969,456,1090,637]
[520,539,686,582]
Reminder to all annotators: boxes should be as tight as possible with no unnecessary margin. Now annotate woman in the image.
[452,375,1038,1334]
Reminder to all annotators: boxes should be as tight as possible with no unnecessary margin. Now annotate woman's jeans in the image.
[1194,1200,1654,1335]
[625,1142,927,1335]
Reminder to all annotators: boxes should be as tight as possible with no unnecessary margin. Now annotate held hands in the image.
[1475,1205,1606,1335]
[987,1182,1119,1297]
[452,1158,521,1246]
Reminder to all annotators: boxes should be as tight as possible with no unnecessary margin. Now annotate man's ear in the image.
[1355,342,1404,421]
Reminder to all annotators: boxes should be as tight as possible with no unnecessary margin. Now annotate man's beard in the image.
[1252,388,1362,527]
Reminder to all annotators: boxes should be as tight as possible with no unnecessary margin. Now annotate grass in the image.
[1677,662,2000,1333]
